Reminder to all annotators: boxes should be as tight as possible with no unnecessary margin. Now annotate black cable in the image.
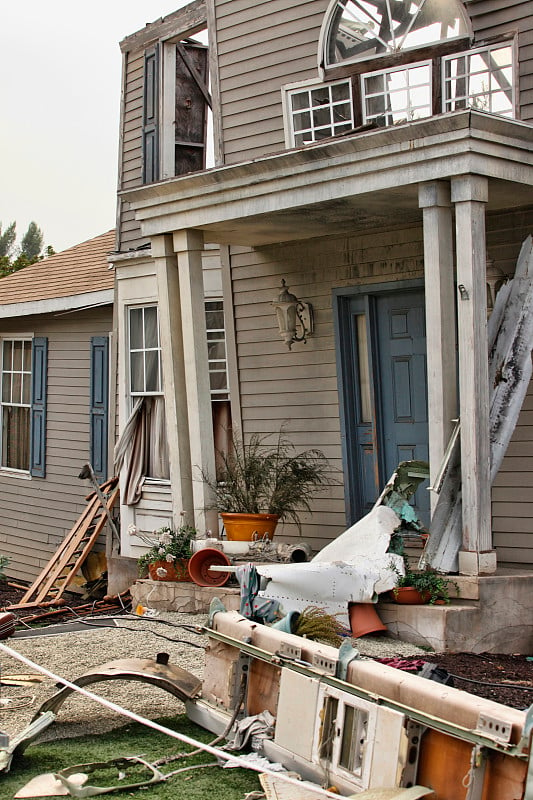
[69,618,206,648]
[447,672,533,692]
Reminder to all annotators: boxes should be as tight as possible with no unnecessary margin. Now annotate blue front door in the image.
[337,285,429,525]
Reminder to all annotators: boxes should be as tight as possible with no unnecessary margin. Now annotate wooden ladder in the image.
[8,478,119,609]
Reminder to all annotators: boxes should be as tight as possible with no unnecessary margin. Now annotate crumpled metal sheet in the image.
[34,656,201,720]
[15,772,88,797]
[256,506,404,625]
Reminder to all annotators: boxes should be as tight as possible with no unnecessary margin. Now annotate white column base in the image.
[458,550,497,576]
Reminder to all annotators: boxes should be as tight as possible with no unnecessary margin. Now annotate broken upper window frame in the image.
[284,38,517,145]
[320,0,472,70]
[284,78,355,147]
[142,31,210,185]
[442,42,516,118]
[361,59,433,126]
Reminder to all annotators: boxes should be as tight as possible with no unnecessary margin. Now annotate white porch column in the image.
[152,234,194,524]
[451,175,496,575]
[173,229,217,532]
[418,181,457,512]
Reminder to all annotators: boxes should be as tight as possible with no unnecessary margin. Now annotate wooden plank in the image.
[12,481,119,608]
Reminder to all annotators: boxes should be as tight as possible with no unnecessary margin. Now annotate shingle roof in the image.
[0,230,116,306]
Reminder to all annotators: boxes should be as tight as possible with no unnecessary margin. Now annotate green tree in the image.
[20,221,44,260]
[0,220,52,277]
[0,221,16,258]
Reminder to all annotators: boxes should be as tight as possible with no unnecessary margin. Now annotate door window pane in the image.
[356,314,372,424]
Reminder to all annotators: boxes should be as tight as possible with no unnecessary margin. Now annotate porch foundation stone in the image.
[130,578,241,614]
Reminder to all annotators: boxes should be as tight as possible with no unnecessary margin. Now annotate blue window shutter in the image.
[30,337,48,477]
[90,336,109,482]
[142,45,160,184]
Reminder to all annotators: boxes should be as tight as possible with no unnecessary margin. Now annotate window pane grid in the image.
[1,339,31,470]
[129,306,162,396]
[288,80,354,146]
[205,300,229,398]
[362,61,432,125]
[443,45,514,117]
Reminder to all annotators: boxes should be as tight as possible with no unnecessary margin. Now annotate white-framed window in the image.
[1,339,32,471]
[205,299,232,466]
[361,60,432,126]
[205,300,229,401]
[285,79,354,147]
[129,305,162,397]
[443,43,515,117]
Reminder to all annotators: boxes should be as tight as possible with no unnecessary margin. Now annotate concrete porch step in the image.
[377,599,479,653]
[378,569,533,653]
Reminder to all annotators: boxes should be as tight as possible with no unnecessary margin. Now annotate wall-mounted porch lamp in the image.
[272,279,314,350]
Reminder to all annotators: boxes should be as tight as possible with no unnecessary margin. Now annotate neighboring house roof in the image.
[0,230,115,318]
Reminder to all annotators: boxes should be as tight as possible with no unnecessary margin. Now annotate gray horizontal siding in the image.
[215,0,328,163]
[0,307,114,583]
[119,49,145,250]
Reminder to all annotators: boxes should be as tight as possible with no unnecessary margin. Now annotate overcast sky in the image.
[0,1,189,254]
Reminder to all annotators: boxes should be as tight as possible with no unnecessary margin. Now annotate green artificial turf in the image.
[3,715,261,799]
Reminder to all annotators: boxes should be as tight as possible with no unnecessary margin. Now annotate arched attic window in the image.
[322,0,472,68]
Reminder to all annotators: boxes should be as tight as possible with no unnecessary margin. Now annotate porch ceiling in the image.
[122,110,533,247]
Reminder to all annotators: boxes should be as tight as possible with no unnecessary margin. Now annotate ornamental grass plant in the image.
[203,430,334,531]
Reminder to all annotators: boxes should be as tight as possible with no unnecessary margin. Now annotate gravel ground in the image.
[0,611,428,742]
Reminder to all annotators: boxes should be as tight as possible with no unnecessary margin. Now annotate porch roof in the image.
[122,110,533,247]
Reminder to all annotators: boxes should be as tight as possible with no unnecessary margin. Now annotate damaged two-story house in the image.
[112,0,533,651]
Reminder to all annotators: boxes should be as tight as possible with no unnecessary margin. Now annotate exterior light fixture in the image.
[272,279,314,350]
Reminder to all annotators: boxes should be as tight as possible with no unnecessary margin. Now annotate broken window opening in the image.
[323,0,470,68]
[362,60,432,126]
[443,43,515,117]
[143,29,213,185]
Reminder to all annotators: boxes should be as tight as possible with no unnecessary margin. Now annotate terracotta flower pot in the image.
[348,603,387,637]
[147,559,191,582]
[220,512,279,541]
[188,547,231,587]
[392,586,431,604]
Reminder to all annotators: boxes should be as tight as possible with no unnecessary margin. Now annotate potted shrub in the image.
[136,523,196,581]
[392,566,459,605]
[202,430,333,540]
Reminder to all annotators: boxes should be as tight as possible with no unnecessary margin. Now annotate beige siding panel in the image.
[0,308,114,583]
[229,225,424,550]
[229,209,533,558]
[119,48,145,247]
[216,0,328,162]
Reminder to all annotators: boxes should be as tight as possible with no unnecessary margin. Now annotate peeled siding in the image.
[0,308,113,583]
